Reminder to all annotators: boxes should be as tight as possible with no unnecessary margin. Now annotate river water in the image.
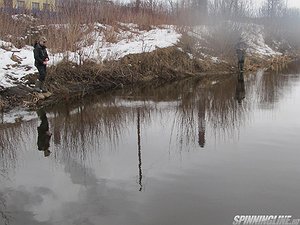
[1,64,300,225]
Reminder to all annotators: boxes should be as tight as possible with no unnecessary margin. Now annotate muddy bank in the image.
[0,47,296,112]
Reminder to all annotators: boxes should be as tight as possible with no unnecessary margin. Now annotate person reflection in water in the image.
[37,108,52,157]
[198,99,206,148]
[235,72,246,104]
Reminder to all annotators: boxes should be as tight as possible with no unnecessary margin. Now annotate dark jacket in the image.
[236,49,245,62]
[235,41,246,62]
[34,43,48,67]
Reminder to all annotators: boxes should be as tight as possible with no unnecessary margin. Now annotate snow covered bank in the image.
[190,22,282,58]
[1,23,181,90]
[240,23,282,56]
[0,21,290,92]
[0,40,37,89]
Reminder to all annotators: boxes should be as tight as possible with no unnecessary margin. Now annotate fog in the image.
[118,0,300,8]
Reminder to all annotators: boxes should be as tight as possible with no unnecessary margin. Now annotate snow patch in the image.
[0,23,181,89]
[0,109,37,124]
[190,22,282,59]
[0,44,37,88]
[241,23,282,56]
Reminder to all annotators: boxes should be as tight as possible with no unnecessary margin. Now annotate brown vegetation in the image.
[0,46,235,111]
[42,47,205,97]
[0,0,174,50]
[0,0,299,112]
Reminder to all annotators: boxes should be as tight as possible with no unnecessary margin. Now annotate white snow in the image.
[241,23,282,56]
[0,42,37,89]
[190,21,282,61]
[211,57,221,63]
[0,109,37,124]
[50,24,181,64]
[0,23,181,89]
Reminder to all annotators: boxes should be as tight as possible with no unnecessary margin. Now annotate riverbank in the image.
[0,46,224,111]
[0,21,298,113]
[0,46,296,113]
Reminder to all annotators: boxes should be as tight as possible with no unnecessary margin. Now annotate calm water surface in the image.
[1,64,300,225]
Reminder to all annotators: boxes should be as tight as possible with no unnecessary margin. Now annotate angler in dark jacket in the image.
[235,39,247,72]
[33,36,49,92]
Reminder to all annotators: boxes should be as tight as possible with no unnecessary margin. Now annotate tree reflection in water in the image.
[0,68,299,173]
[0,66,299,225]
[0,192,9,225]
[0,122,32,176]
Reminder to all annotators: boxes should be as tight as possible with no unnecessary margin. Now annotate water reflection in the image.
[0,68,299,167]
[137,108,143,191]
[51,99,131,157]
[197,97,206,148]
[0,193,9,225]
[235,72,246,104]
[37,109,52,157]
[256,72,288,109]
[0,65,300,225]
[0,122,30,174]
[255,62,300,109]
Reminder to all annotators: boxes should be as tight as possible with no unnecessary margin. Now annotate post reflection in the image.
[235,72,246,104]
[137,108,143,191]
[37,108,52,157]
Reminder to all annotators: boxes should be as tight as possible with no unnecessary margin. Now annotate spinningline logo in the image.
[233,215,300,225]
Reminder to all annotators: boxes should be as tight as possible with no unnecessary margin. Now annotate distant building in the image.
[0,0,55,11]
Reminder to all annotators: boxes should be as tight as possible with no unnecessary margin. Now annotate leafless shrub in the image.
[206,22,242,62]
[0,0,173,49]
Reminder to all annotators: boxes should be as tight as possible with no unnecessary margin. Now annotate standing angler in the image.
[235,38,247,72]
[33,36,49,93]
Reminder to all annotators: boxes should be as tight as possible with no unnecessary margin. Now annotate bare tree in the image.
[136,0,141,11]
[181,0,208,24]
[261,0,286,17]
[209,0,254,19]
[192,0,208,15]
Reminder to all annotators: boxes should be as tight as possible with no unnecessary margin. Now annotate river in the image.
[1,63,300,225]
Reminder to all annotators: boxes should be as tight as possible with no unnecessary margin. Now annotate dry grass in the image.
[0,14,36,48]
[0,98,6,112]
[0,1,174,49]
[44,47,203,97]
[0,0,210,50]
[0,46,207,111]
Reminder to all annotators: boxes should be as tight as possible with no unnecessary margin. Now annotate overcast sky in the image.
[255,0,300,8]
[122,0,300,9]
[287,0,300,8]
[134,0,300,8]
[128,0,300,8]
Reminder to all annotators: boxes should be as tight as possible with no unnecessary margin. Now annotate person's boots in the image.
[40,82,48,93]
[34,80,42,93]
